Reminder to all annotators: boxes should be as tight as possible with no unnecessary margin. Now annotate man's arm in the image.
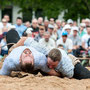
[47,69,62,77]
[0,58,16,76]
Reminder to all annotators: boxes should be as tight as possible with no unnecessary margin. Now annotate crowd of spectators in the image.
[0,14,90,58]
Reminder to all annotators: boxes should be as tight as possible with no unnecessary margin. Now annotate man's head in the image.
[47,48,61,69]
[62,31,68,42]
[72,27,79,37]
[25,21,31,28]
[3,14,10,22]
[20,48,34,73]
[48,24,54,35]
[2,18,7,26]
[38,17,43,25]
[50,18,54,25]
[39,25,45,36]
[44,32,50,42]
[32,19,38,28]
[16,17,22,26]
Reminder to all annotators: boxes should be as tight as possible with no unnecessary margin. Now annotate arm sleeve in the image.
[0,58,16,76]
[39,55,51,73]
[56,49,74,78]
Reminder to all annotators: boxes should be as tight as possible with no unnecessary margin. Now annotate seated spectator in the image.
[34,25,45,42]
[56,31,73,53]
[38,17,43,25]
[15,17,27,37]
[31,19,39,38]
[82,25,90,54]
[61,24,72,38]
[39,32,56,51]
[69,27,81,57]
[79,23,86,38]
[25,21,31,28]
[48,24,57,41]
[0,32,8,56]
[0,18,11,33]
[44,20,49,31]
[67,19,73,27]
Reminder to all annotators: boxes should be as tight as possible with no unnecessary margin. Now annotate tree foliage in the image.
[0,0,90,20]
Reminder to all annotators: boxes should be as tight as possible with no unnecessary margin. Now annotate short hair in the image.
[17,17,22,20]
[48,48,61,62]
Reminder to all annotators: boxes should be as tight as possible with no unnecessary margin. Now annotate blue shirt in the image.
[15,24,27,37]
[0,46,50,76]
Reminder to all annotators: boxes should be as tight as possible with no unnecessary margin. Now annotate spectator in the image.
[79,23,86,38]
[31,19,39,37]
[82,25,90,52]
[69,27,81,57]
[67,19,73,27]
[15,17,27,37]
[56,31,73,53]
[0,32,8,56]
[48,24,57,41]
[25,21,31,28]
[62,24,71,38]
[44,20,49,31]
[39,32,56,51]
[38,17,43,25]
[56,19,62,39]
[0,18,11,33]
[50,18,55,25]
[34,25,45,42]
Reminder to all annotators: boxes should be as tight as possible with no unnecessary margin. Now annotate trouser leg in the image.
[73,62,90,79]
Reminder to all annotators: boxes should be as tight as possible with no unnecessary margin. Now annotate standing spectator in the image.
[39,32,56,51]
[31,19,39,38]
[56,31,73,53]
[15,17,27,37]
[69,27,81,56]
[34,25,45,42]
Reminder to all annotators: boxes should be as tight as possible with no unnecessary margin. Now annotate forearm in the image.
[48,69,62,77]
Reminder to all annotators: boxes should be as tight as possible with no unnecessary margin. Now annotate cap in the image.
[63,24,71,30]
[48,24,54,29]
[62,31,68,36]
[72,26,79,32]
[67,19,73,24]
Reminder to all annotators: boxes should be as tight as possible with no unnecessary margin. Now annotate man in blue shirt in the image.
[15,17,27,37]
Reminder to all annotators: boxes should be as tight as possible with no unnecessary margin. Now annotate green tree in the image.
[0,0,90,20]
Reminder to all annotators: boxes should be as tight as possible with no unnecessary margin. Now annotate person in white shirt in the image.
[39,32,56,51]
[82,25,90,51]
[56,31,73,53]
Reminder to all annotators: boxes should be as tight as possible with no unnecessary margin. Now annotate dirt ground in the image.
[0,59,90,90]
